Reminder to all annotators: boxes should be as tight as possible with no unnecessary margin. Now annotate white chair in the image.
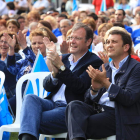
[0,72,51,140]
[0,71,5,93]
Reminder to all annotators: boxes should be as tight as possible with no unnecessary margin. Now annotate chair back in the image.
[0,71,5,93]
[15,72,51,124]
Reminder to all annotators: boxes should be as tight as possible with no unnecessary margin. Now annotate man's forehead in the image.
[115,10,123,15]
[71,28,86,36]
[108,34,122,40]
[60,21,69,26]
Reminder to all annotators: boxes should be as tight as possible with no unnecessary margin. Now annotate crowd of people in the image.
[1,0,140,140]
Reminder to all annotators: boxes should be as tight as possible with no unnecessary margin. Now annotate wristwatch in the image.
[59,65,66,72]
[90,85,98,93]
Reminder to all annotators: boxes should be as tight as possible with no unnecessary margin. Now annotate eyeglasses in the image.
[0,40,8,45]
[60,26,68,29]
[69,36,83,41]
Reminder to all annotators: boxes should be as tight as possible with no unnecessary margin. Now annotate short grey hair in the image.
[29,22,38,31]
[60,19,72,26]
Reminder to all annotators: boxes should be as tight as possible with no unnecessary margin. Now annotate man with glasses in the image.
[19,23,103,140]
[57,19,72,46]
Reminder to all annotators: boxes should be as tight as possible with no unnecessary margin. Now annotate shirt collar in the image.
[68,51,88,65]
[109,55,129,70]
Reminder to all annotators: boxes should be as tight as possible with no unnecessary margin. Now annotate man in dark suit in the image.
[66,27,140,140]
[19,23,103,140]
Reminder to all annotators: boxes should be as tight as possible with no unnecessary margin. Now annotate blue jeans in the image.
[19,94,67,140]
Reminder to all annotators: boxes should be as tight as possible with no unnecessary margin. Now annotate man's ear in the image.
[124,44,130,52]
[86,38,92,47]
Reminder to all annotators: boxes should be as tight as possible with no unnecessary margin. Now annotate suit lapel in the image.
[72,51,91,72]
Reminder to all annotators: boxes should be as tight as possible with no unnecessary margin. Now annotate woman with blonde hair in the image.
[44,15,57,30]
[98,23,113,38]
[6,27,57,115]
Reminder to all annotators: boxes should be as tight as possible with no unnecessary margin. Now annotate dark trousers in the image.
[66,101,116,140]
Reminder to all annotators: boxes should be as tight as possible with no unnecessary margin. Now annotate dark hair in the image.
[108,29,132,55]
[39,20,52,31]
[113,22,125,28]
[7,2,15,10]
[17,16,25,21]
[72,23,93,49]
[98,15,106,23]
[87,13,98,21]
[117,9,125,16]
[58,14,68,19]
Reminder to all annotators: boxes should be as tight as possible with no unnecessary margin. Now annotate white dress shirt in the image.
[51,52,87,103]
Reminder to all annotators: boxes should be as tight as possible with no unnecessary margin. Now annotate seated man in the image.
[18,23,103,140]
[66,27,140,140]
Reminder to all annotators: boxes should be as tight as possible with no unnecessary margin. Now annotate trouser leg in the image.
[39,101,67,135]
[66,101,116,140]
[19,94,54,140]
[66,101,96,140]
[86,105,116,139]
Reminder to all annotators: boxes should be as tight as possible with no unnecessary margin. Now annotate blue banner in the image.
[100,0,107,12]
[24,50,50,97]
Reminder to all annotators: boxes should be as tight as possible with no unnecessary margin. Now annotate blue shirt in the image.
[131,28,140,46]
[52,28,62,37]
[124,25,133,34]
[94,30,98,35]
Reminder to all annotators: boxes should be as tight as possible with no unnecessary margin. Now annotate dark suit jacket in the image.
[43,51,103,103]
[85,56,140,140]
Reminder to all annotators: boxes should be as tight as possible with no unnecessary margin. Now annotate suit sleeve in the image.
[43,57,103,94]
[43,74,60,92]
[108,64,140,107]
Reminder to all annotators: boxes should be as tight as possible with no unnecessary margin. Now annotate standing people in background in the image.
[92,0,114,15]
[14,0,28,15]
[115,9,133,33]
[6,2,16,18]
[117,0,131,10]
[66,0,79,15]
[29,0,49,14]
[61,0,67,12]
[47,0,55,11]
[0,0,8,16]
